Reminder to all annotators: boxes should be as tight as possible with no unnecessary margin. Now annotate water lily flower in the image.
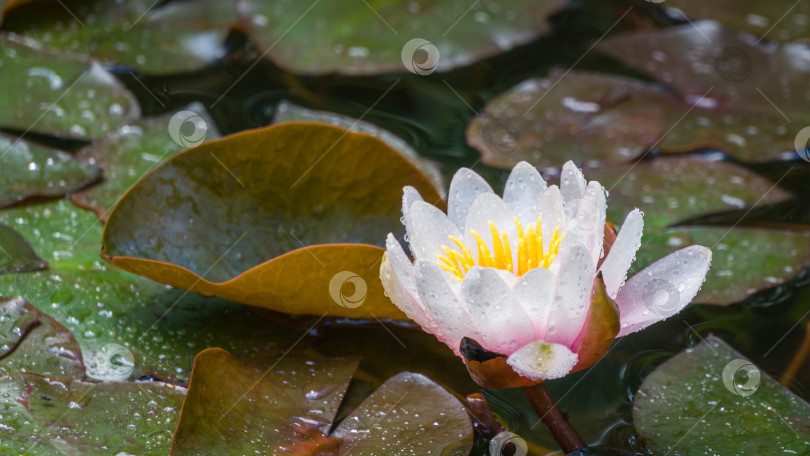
[380,161,711,386]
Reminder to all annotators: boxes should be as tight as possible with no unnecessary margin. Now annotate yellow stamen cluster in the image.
[437,216,563,281]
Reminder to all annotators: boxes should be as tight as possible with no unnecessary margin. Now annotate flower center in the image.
[437,216,563,281]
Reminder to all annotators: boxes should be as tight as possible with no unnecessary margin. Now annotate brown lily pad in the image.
[101,123,442,319]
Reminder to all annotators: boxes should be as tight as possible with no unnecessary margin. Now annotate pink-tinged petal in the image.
[599,209,644,299]
[461,267,535,355]
[381,238,437,334]
[513,267,555,339]
[448,168,494,228]
[560,161,587,204]
[538,185,564,244]
[407,201,462,262]
[503,161,547,225]
[506,340,578,380]
[568,181,607,266]
[546,240,595,348]
[415,260,474,355]
[615,245,712,337]
[462,193,519,265]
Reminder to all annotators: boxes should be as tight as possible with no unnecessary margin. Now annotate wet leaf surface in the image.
[273,100,445,196]
[1,0,236,75]
[0,33,140,140]
[0,133,100,207]
[70,103,221,220]
[102,123,442,319]
[0,223,46,275]
[0,374,185,455]
[0,296,84,378]
[236,0,569,75]
[0,199,303,384]
[633,336,810,455]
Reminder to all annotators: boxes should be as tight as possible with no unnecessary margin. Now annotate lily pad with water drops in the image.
[0,296,84,378]
[1,0,237,75]
[0,374,185,455]
[70,103,221,220]
[101,123,442,320]
[0,33,140,140]
[0,223,46,274]
[0,132,100,208]
[236,0,569,75]
[633,336,810,455]
[170,348,473,455]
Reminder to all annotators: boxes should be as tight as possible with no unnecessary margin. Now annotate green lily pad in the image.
[1,0,236,75]
[0,222,46,274]
[236,0,569,75]
[170,348,473,455]
[0,33,140,140]
[101,123,442,319]
[0,199,303,384]
[0,132,100,208]
[658,0,810,44]
[633,226,810,305]
[70,103,221,220]
[273,100,445,196]
[0,374,185,455]
[0,295,84,378]
[633,337,810,455]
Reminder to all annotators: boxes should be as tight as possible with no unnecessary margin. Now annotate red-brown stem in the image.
[522,382,585,454]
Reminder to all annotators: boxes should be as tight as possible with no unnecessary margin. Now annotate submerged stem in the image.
[522,382,585,454]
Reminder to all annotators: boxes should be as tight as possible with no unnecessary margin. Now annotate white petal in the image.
[381,238,437,334]
[460,267,535,355]
[407,201,461,262]
[514,267,556,339]
[506,340,578,380]
[415,260,473,355]
[463,193,518,266]
[560,161,587,204]
[615,245,712,337]
[402,186,424,227]
[568,181,607,265]
[546,241,595,348]
[448,168,494,228]
[599,209,644,299]
[538,185,564,243]
[503,161,547,225]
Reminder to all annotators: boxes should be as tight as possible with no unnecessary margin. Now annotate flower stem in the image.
[522,382,585,454]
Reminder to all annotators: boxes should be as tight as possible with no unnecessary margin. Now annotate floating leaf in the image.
[0,222,46,274]
[170,348,472,455]
[102,123,442,319]
[0,199,303,384]
[0,296,84,378]
[70,103,221,219]
[273,100,445,196]
[236,0,568,75]
[0,33,140,140]
[1,0,236,75]
[0,132,100,207]
[0,374,185,455]
[633,337,810,454]
[657,0,810,44]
